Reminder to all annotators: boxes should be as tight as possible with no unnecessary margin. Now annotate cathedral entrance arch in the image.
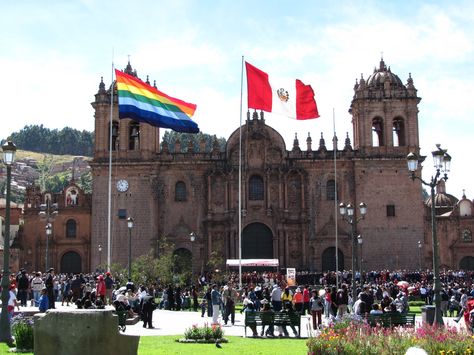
[459,256,474,270]
[321,247,344,271]
[242,223,273,259]
[60,251,82,274]
[173,248,192,275]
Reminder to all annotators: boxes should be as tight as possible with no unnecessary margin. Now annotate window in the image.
[118,209,127,220]
[129,121,140,150]
[372,117,384,147]
[386,205,396,217]
[392,118,405,147]
[249,175,264,200]
[326,180,336,200]
[66,219,77,238]
[175,181,187,201]
[109,121,119,150]
[462,229,472,243]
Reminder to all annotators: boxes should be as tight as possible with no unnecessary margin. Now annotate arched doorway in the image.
[60,251,82,274]
[321,247,344,271]
[173,248,192,275]
[459,256,474,270]
[242,223,273,259]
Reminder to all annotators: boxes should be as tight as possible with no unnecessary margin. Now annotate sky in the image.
[1,0,473,198]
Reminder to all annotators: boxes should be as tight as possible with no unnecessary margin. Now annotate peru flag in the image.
[245,61,319,120]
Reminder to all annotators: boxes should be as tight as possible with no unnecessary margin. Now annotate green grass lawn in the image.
[138,335,308,355]
[0,335,307,355]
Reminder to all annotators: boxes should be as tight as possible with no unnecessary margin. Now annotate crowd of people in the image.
[1,267,474,334]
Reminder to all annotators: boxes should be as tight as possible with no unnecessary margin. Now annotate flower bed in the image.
[307,318,474,354]
[178,323,228,344]
[11,314,34,353]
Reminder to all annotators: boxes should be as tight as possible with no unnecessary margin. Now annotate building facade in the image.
[89,59,429,273]
[18,183,92,273]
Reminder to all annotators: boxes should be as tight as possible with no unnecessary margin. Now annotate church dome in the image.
[365,58,405,90]
[425,180,458,215]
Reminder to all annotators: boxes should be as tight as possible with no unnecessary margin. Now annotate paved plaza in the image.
[9,302,465,338]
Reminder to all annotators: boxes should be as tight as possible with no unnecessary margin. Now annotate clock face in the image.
[116,179,129,192]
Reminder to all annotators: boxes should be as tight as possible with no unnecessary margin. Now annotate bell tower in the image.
[349,58,421,156]
[91,61,161,161]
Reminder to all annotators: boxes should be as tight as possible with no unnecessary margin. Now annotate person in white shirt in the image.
[31,272,44,305]
[8,285,20,321]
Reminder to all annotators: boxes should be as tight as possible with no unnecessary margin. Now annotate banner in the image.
[286,268,296,286]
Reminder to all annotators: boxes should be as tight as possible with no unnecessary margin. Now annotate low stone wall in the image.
[34,309,140,355]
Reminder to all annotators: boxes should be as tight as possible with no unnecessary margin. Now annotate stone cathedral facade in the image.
[89,59,426,273]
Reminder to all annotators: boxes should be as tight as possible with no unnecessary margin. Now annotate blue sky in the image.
[1,0,473,197]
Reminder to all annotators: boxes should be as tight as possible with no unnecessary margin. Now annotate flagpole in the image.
[238,55,244,289]
[107,59,114,272]
[333,108,339,289]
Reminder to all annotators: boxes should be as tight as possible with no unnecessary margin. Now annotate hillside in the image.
[0,150,92,204]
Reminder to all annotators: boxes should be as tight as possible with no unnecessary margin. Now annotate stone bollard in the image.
[34,309,139,355]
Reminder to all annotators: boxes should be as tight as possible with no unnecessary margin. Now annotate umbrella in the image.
[397,281,409,288]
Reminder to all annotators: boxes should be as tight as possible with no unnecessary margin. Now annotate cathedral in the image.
[89,59,427,274]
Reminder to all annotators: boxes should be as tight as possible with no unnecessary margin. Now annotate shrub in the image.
[183,323,225,342]
[11,314,34,351]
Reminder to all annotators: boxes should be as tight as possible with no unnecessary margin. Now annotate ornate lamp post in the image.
[407,144,451,326]
[98,244,102,271]
[339,202,367,302]
[127,217,134,280]
[45,223,52,270]
[39,198,58,271]
[357,235,363,281]
[189,232,196,275]
[418,241,422,270]
[0,140,17,343]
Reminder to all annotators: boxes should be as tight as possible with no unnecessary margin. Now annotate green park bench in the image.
[244,311,301,337]
[366,312,416,328]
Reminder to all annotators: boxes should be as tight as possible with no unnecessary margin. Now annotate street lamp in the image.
[45,223,52,270]
[98,244,102,271]
[407,144,451,326]
[357,235,363,281]
[39,198,58,271]
[189,232,196,275]
[340,201,367,303]
[0,140,17,343]
[127,217,134,281]
[418,241,422,270]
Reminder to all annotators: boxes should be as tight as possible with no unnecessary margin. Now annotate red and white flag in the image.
[245,61,319,120]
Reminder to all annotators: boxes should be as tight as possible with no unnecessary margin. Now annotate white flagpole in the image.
[333,108,339,289]
[107,59,114,271]
[238,56,244,289]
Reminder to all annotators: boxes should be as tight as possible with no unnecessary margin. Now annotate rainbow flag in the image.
[115,69,199,133]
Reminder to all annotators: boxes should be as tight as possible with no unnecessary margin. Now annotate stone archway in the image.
[321,247,344,271]
[60,251,82,274]
[459,256,474,270]
[242,223,273,259]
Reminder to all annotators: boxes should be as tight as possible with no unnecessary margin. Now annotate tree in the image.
[7,125,93,156]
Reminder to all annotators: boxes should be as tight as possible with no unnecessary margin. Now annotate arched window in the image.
[392,117,405,147]
[175,181,187,201]
[129,121,140,150]
[372,117,384,147]
[66,219,77,238]
[249,175,264,201]
[108,121,119,151]
[326,179,336,200]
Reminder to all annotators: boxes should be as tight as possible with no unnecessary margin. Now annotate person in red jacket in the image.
[293,287,304,314]
[96,275,106,304]
[303,285,311,315]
